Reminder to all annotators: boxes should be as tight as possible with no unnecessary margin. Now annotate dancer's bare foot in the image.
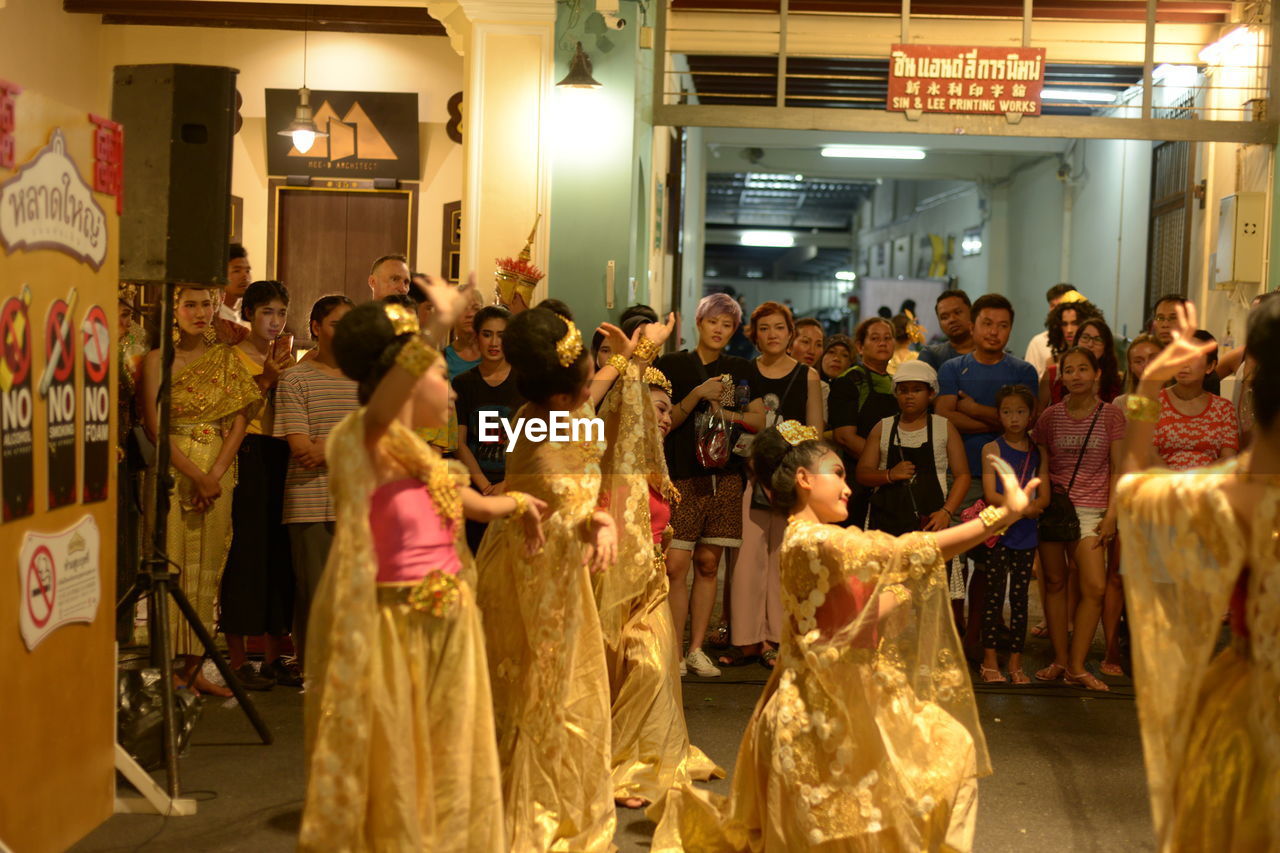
[616,797,648,810]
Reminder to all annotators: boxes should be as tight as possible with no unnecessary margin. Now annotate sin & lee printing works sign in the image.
[887,45,1046,117]
[266,88,419,180]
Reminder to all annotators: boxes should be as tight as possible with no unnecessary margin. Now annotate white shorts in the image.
[1075,506,1106,539]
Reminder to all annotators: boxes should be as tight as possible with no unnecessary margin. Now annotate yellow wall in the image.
[0,0,465,284]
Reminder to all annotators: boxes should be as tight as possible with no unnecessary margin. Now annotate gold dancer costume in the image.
[1117,460,1279,851]
[651,492,989,850]
[158,344,259,655]
[595,360,723,805]
[474,396,617,852]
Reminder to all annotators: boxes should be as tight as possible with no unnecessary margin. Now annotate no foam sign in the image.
[18,515,100,650]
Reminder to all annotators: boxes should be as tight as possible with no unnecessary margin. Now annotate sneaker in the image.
[679,658,687,677]
[233,662,275,691]
[685,648,721,678]
[264,657,304,688]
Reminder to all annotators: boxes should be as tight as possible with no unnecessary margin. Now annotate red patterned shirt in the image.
[1152,389,1239,470]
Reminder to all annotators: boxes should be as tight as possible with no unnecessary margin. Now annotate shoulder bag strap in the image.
[1065,404,1103,496]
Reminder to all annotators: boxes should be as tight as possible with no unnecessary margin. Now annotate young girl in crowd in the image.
[473,304,626,851]
[652,422,1040,851]
[593,359,722,810]
[728,301,822,669]
[299,296,545,852]
[1032,347,1125,691]
[1151,330,1240,469]
[273,294,357,673]
[978,385,1049,684]
[221,281,299,689]
[139,287,261,696]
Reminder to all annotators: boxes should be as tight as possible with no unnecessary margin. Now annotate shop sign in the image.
[18,515,101,651]
[0,128,108,270]
[1,285,35,522]
[265,89,420,180]
[41,290,77,511]
[887,45,1046,116]
[81,304,111,504]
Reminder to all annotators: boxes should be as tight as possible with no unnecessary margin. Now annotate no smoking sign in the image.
[17,516,100,651]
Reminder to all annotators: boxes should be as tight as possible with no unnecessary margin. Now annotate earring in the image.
[171,326,181,346]
[203,325,218,345]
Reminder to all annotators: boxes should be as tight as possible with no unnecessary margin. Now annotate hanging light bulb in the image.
[276,15,328,153]
[277,87,326,154]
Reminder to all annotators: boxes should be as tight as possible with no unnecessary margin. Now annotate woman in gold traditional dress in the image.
[592,321,724,811]
[650,421,1041,852]
[1116,297,1280,852]
[473,303,623,852]
[140,286,260,696]
[299,298,546,852]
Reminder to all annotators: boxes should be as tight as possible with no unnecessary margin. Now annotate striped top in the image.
[274,361,360,523]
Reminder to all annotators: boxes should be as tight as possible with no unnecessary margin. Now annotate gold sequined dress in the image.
[474,402,616,852]
[154,344,260,655]
[595,365,723,805]
[650,519,989,852]
[1117,460,1279,851]
[299,414,503,852]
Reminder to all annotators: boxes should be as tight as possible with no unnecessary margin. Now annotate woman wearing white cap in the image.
[855,360,971,537]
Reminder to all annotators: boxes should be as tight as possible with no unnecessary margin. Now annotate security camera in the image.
[603,12,627,29]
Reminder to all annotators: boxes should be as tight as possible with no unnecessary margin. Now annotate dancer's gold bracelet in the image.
[978,504,1008,535]
[507,490,531,518]
[634,337,660,364]
[1125,394,1159,423]
[395,335,434,377]
[607,354,629,376]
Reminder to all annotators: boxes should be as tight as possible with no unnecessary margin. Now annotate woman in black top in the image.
[726,301,822,668]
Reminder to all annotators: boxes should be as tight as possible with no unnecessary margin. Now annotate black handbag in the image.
[1038,404,1102,542]
[867,416,927,536]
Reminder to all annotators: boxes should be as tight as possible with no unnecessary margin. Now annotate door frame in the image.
[266,177,420,278]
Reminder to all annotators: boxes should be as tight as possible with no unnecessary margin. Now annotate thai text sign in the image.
[887,45,1046,116]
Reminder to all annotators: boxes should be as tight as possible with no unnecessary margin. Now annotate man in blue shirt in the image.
[919,289,976,371]
[936,293,1039,657]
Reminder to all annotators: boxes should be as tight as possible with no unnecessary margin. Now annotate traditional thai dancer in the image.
[651,421,1040,852]
[299,297,545,852]
[473,304,622,852]
[1116,297,1280,851]
[593,323,724,810]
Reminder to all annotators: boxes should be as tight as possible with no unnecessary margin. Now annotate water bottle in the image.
[735,380,750,410]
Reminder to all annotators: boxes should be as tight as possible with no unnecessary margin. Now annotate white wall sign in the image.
[18,515,101,651]
[0,128,108,271]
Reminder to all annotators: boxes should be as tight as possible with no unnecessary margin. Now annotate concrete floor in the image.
[76,629,1152,853]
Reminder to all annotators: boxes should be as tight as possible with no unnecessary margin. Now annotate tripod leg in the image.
[167,582,273,745]
[148,574,184,798]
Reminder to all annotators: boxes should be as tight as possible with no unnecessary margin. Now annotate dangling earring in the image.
[171,325,181,346]
[203,325,218,345]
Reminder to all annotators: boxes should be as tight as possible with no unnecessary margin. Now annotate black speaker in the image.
[112,64,238,285]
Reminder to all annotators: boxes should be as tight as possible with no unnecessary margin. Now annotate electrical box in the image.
[1213,192,1266,288]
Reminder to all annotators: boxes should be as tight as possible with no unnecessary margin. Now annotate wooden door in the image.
[273,183,415,339]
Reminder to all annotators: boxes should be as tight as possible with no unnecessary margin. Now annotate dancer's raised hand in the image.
[989,454,1041,517]
[1139,301,1217,386]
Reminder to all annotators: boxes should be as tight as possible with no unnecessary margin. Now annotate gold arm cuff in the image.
[1125,394,1160,423]
[507,490,531,519]
[978,504,1008,535]
[884,583,911,605]
[607,353,629,376]
[634,337,660,364]
[395,335,435,377]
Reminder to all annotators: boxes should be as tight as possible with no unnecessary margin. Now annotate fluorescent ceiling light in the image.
[740,230,795,248]
[821,145,926,160]
[1153,64,1199,88]
[835,270,857,281]
[1199,26,1255,65]
[1041,89,1119,103]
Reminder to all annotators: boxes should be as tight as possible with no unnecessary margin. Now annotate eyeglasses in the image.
[1154,314,1179,324]
[1077,333,1104,346]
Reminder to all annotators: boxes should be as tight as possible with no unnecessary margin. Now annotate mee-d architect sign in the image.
[266,88,419,179]
[18,515,101,651]
[887,45,1046,116]
[0,128,108,270]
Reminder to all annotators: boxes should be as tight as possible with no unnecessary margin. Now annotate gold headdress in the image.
[777,420,820,446]
[118,283,139,306]
[1057,289,1088,304]
[555,315,583,367]
[495,215,545,307]
[904,309,926,345]
[384,302,421,336]
[644,366,672,395]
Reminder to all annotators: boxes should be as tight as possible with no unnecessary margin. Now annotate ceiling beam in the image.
[657,103,1278,145]
[63,1,448,36]
[706,228,851,247]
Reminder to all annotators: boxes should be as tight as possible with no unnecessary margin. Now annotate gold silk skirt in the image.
[153,423,237,656]
[602,552,723,803]
[1166,645,1275,852]
[475,515,616,853]
[302,578,504,852]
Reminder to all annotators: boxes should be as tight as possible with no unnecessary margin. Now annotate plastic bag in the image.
[694,409,731,469]
[117,661,204,770]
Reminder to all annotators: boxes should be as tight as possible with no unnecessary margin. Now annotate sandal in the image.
[1065,670,1110,692]
[979,665,1006,684]
[761,648,778,670]
[1099,661,1124,677]
[716,646,760,668]
[1008,668,1031,685]
[1030,623,1049,639]
[1035,662,1067,682]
